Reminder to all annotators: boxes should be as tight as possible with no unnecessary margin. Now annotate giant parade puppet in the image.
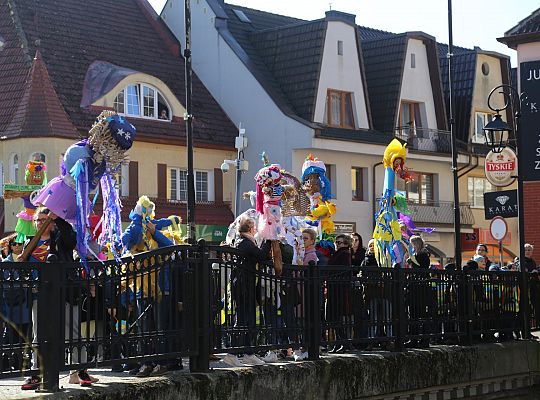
[227,153,310,268]
[372,139,414,267]
[3,154,47,243]
[28,110,135,263]
[301,154,336,259]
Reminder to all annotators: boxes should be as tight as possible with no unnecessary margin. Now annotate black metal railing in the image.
[376,198,475,226]
[395,126,453,153]
[0,242,535,391]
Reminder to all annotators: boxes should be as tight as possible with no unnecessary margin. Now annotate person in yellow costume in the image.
[373,139,412,267]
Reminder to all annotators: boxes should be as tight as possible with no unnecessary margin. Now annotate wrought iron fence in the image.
[0,242,534,391]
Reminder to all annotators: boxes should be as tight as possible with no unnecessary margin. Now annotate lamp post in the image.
[221,125,249,217]
[483,84,529,338]
[183,0,196,243]
[447,0,462,269]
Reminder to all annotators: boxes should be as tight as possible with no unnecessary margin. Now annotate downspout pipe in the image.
[458,155,479,179]
[372,161,383,232]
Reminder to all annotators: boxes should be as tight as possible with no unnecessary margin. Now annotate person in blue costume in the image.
[120,195,182,377]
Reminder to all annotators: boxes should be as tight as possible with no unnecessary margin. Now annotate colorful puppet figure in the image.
[255,156,286,274]
[31,111,135,262]
[121,195,181,254]
[373,139,413,267]
[301,154,336,258]
[9,155,48,242]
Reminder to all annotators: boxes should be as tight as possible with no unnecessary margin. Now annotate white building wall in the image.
[313,21,370,129]
[161,0,313,212]
[399,38,438,129]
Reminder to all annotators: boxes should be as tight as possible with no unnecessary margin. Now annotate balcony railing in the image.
[395,126,452,154]
[378,198,475,226]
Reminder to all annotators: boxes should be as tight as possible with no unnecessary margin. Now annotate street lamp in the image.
[483,83,529,338]
[221,125,248,217]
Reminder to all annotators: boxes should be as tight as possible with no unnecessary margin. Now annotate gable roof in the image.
[0,0,32,133]
[250,20,327,121]
[0,0,237,148]
[361,34,408,134]
[498,7,540,49]
[215,4,376,128]
[361,32,447,134]
[4,50,79,139]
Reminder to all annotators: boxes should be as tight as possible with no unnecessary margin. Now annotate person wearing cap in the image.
[475,244,492,269]
[472,254,487,270]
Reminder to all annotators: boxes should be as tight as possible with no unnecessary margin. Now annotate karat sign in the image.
[484,190,518,220]
[484,147,517,187]
[520,60,540,181]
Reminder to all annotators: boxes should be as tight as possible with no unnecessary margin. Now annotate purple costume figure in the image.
[32,111,136,261]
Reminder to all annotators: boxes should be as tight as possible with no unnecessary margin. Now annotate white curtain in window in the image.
[126,85,140,115]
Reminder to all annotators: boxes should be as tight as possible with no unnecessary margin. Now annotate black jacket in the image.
[23,217,77,262]
[409,248,430,269]
[235,237,271,273]
[351,247,366,267]
[328,247,352,266]
[360,252,378,267]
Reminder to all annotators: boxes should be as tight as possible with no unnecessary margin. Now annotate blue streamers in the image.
[70,159,91,271]
[100,173,124,261]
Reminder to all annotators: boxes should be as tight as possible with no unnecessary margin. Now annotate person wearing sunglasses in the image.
[326,235,352,352]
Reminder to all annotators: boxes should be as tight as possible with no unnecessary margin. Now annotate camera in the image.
[220,162,230,173]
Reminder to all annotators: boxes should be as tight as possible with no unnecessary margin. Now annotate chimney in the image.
[325,10,356,24]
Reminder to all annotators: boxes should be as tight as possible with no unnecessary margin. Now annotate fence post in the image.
[520,269,530,339]
[307,261,320,360]
[394,267,406,351]
[36,261,64,392]
[463,272,473,346]
[189,240,210,373]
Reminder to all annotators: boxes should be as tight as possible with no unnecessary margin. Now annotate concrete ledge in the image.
[5,341,540,400]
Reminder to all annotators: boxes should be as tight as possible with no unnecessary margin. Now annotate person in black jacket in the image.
[406,235,432,347]
[21,208,95,389]
[230,217,271,358]
[326,235,352,351]
[351,233,366,267]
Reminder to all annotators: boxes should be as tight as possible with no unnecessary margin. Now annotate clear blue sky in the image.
[149,0,539,67]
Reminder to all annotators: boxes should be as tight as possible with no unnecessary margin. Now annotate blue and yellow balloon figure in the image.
[373,139,413,268]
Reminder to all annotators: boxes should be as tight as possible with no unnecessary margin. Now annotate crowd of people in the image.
[219,215,536,366]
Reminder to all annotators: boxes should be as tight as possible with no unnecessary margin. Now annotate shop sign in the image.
[484,147,517,187]
[520,60,540,181]
[483,190,518,219]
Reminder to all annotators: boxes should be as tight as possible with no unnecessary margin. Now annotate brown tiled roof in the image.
[0,0,237,148]
[498,7,540,49]
[4,50,79,139]
[0,0,32,133]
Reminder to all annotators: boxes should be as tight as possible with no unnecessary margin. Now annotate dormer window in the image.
[326,89,355,129]
[113,84,171,121]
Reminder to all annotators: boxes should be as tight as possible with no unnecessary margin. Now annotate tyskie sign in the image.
[484,189,518,220]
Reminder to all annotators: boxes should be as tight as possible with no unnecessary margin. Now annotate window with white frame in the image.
[170,168,213,202]
[474,112,495,144]
[468,177,494,208]
[9,153,19,184]
[114,83,171,121]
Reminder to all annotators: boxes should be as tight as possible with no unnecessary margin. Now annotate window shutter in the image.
[157,163,167,199]
[129,161,139,198]
[214,168,223,203]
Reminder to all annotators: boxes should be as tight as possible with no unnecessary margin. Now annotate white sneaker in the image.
[241,354,265,366]
[262,351,278,363]
[293,351,308,361]
[222,354,243,367]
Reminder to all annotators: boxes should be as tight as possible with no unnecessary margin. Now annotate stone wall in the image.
[34,342,540,400]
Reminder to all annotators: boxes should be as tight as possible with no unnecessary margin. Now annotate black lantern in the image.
[483,113,512,153]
